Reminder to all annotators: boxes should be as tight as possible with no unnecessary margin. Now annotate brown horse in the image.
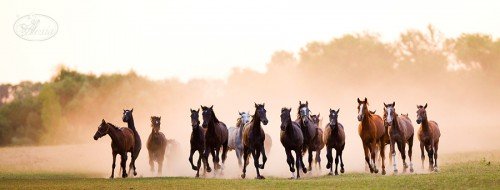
[93,119,136,178]
[357,97,387,175]
[324,108,346,175]
[189,109,208,177]
[147,116,167,175]
[416,103,441,172]
[296,101,319,172]
[383,102,414,174]
[309,113,325,172]
[241,103,269,179]
[280,108,307,179]
[201,105,229,174]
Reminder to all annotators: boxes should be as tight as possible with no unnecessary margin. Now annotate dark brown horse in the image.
[296,101,319,172]
[201,105,229,174]
[93,119,136,178]
[122,109,141,176]
[241,103,269,179]
[357,97,387,175]
[147,116,167,175]
[383,102,414,174]
[416,103,441,172]
[324,108,346,175]
[309,113,325,172]
[189,108,208,177]
[280,108,307,179]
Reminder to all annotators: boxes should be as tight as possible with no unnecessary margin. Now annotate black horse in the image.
[201,105,229,174]
[189,108,208,177]
[324,108,346,175]
[280,108,307,179]
[122,109,141,176]
[296,101,318,171]
[241,103,269,179]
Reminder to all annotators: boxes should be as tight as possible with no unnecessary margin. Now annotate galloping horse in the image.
[324,108,346,175]
[189,109,208,177]
[416,103,441,172]
[309,113,325,171]
[241,103,269,179]
[201,105,229,174]
[296,101,319,171]
[122,109,141,176]
[357,98,388,175]
[383,102,414,174]
[93,119,136,178]
[228,111,250,168]
[147,116,167,175]
[279,108,307,179]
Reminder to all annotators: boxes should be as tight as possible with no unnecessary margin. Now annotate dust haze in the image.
[1,31,499,178]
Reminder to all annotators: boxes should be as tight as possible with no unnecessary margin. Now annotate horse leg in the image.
[425,144,434,172]
[316,150,321,171]
[204,146,212,173]
[221,141,228,171]
[110,152,117,179]
[420,142,425,169]
[189,148,197,170]
[334,151,340,175]
[259,144,267,169]
[149,151,155,173]
[195,149,202,178]
[326,147,333,175]
[363,144,373,173]
[285,149,295,179]
[295,149,304,178]
[236,148,242,169]
[390,139,397,174]
[121,153,128,178]
[370,143,379,173]
[253,148,264,179]
[131,152,139,176]
[299,147,308,174]
[398,141,408,173]
[339,145,345,173]
[241,146,249,179]
[307,149,313,171]
[433,141,439,172]
[378,142,386,175]
[408,135,414,173]
[158,159,164,176]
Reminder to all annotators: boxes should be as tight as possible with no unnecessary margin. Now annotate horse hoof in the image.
[393,170,398,175]
[410,168,414,173]
[374,169,379,174]
[291,168,296,173]
[302,168,308,174]
[340,168,345,173]
[434,167,439,172]
[122,174,128,178]
[109,176,114,179]
[192,166,198,170]
[255,175,265,179]
[326,163,331,169]
[328,172,333,176]
[241,174,246,179]
[195,174,200,178]
[259,164,265,169]
[335,172,339,176]
[381,170,386,175]
[134,171,137,176]
[206,167,212,173]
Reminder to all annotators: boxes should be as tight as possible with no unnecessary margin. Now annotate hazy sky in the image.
[1,0,499,83]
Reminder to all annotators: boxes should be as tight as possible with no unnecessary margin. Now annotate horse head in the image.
[383,101,396,125]
[190,108,200,128]
[254,103,268,125]
[122,108,134,123]
[151,116,161,133]
[416,103,428,124]
[201,105,215,128]
[329,108,340,127]
[238,111,251,125]
[280,107,292,131]
[94,119,109,140]
[357,97,369,121]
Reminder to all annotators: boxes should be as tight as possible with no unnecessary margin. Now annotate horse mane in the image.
[211,110,220,123]
[236,117,243,127]
[106,122,120,130]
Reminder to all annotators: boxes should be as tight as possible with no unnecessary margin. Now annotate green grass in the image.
[0,160,498,190]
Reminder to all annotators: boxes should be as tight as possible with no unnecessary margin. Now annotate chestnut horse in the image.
[279,108,307,179]
[147,116,167,175]
[93,119,136,178]
[241,103,269,179]
[189,108,208,177]
[201,105,229,174]
[122,109,141,176]
[309,113,325,172]
[357,97,387,175]
[296,101,319,172]
[228,111,250,168]
[383,102,414,174]
[416,103,441,172]
[324,108,345,175]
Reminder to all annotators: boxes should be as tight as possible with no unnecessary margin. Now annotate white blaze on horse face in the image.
[386,107,393,123]
[242,113,250,124]
[300,107,308,117]
[358,104,364,118]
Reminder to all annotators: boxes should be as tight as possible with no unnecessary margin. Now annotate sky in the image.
[1,0,499,84]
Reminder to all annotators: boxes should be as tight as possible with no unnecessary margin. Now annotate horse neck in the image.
[251,112,262,132]
[285,118,295,135]
[126,115,137,131]
[238,122,245,137]
[421,118,430,131]
[330,123,339,136]
[361,112,372,130]
[107,125,120,143]
[390,114,402,133]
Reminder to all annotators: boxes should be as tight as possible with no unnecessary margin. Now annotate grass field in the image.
[0,159,498,190]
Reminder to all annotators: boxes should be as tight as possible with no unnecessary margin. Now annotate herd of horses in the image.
[93,98,441,180]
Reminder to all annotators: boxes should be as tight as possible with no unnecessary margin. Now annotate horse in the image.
[383,102,414,174]
[122,109,141,176]
[228,111,250,168]
[324,108,346,175]
[279,107,307,179]
[146,116,167,175]
[189,108,208,177]
[309,113,325,172]
[357,97,388,175]
[201,105,229,174]
[241,103,269,179]
[296,101,319,172]
[93,119,136,178]
[416,103,441,172]
[264,133,272,155]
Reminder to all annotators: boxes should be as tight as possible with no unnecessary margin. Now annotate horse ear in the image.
[255,102,258,108]
[306,101,308,106]
[197,108,200,112]
[159,116,161,120]
[299,101,302,105]
[200,105,203,109]
[424,103,428,109]
[210,105,213,109]
[357,98,361,104]
[393,101,395,107]
[263,103,265,107]
[337,108,340,113]
[384,102,387,107]
[364,97,367,103]
[417,105,420,109]
[131,108,133,112]
[102,119,106,123]
[318,113,320,117]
